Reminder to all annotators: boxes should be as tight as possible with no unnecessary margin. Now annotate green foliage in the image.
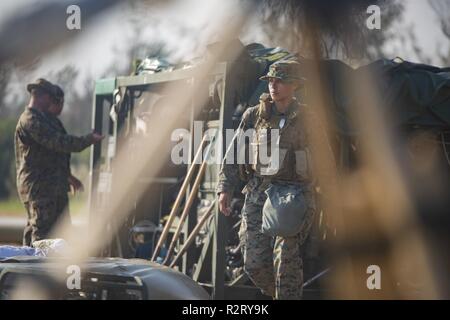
[0,198,23,216]
[0,118,18,200]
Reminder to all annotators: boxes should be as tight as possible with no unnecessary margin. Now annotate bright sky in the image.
[1,0,244,96]
[382,0,449,63]
[1,0,448,97]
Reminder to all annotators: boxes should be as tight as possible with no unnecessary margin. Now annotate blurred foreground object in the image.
[0,256,209,300]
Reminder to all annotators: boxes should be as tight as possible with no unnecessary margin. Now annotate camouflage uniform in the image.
[15,107,92,246]
[217,61,336,299]
[239,178,316,299]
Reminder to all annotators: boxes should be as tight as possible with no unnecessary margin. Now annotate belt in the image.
[248,175,314,193]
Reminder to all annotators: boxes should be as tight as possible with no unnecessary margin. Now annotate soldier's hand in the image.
[219,192,232,216]
[68,175,84,194]
[90,132,104,144]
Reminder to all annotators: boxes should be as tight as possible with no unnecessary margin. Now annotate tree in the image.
[0,118,17,199]
[252,0,404,60]
[0,64,14,117]
[428,0,450,66]
[429,0,450,39]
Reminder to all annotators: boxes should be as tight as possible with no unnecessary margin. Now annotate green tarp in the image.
[305,58,450,135]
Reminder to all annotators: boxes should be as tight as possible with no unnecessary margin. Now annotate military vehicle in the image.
[0,256,209,300]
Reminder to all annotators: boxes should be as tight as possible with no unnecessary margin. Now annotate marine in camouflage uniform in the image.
[15,79,98,246]
[217,61,337,299]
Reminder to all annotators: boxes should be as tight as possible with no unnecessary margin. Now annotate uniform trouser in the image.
[22,194,72,247]
[239,186,316,300]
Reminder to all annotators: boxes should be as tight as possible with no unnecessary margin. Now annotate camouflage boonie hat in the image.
[52,85,64,103]
[259,60,306,83]
[26,78,57,96]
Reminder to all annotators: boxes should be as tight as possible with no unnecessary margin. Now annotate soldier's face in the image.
[268,78,297,102]
[48,99,64,116]
[30,91,53,112]
[40,93,52,109]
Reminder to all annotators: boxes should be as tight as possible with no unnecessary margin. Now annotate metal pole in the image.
[163,143,212,265]
[151,134,208,261]
[169,200,217,268]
